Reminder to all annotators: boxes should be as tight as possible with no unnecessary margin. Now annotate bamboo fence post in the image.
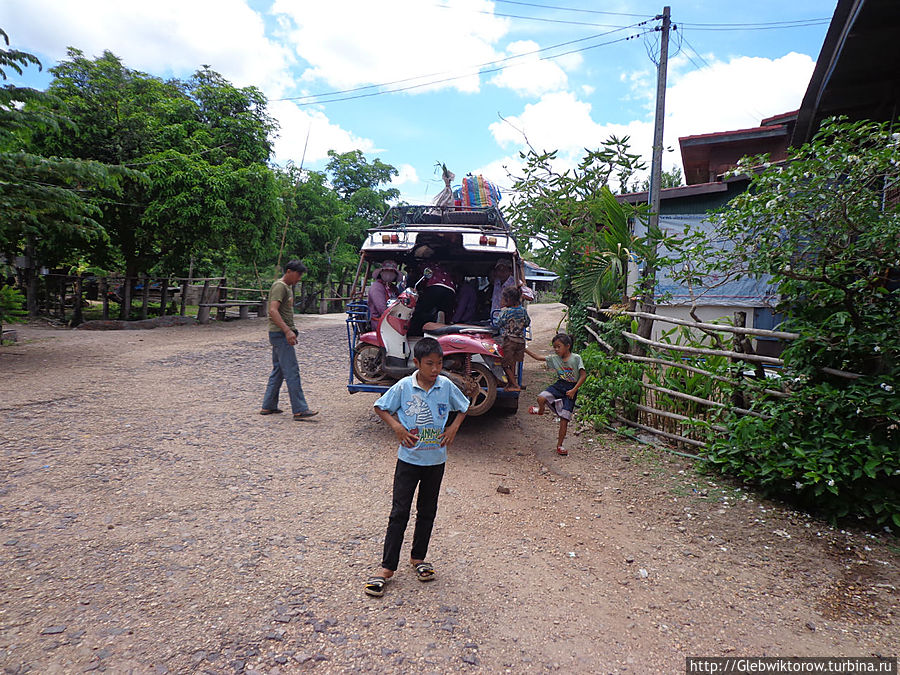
[56,275,65,320]
[180,279,189,316]
[216,279,226,322]
[159,277,169,317]
[731,311,748,410]
[140,273,150,320]
[100,277,109,320]
[121,278,133,320]
[72,274,84,327]
[197,279,212,323]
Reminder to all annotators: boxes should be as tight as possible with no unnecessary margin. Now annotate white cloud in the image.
[489,40,573,97]
[2,0,294,95]
[488,51,816,191]
[396,163,419,183]
[489,91,655,190]
[270,101,375,165]
[271,0,509,93]
[665,52,816,141]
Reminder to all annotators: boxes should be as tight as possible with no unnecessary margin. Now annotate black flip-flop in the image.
[412,562,435,582]
[364,576,387,597]
[259,408,283,415]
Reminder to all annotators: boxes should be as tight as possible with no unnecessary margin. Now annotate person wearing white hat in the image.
[368,260,400,329]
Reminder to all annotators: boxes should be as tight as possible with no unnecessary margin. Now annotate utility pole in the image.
[634,5,671,355]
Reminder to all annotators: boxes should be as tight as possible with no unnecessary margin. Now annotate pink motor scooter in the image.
[352,269,509,416]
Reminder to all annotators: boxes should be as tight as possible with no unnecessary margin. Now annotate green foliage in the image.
[563,300,591,349]
[0,284,26,329]
[29,49,280,278]
[703,379,899,526]
[578,343,643,427]
[0,33,127,267]
[506,138,650,306]
[277,165,352,282]
[570,186,640,306]
[640,166,683,192]
[667,117,900,525]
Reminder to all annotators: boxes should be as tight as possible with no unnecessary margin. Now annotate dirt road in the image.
[1,304,897,674]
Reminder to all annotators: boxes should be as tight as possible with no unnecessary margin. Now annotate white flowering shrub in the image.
[671,118,900,526]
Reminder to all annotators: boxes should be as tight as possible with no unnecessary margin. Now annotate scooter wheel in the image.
[466,363,498,416]
[353,344,386,384]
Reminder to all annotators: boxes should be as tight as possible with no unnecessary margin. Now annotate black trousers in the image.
[381,459,445,571]
[408,285,455,337]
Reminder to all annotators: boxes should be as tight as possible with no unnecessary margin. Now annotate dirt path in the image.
[1,304,897,674]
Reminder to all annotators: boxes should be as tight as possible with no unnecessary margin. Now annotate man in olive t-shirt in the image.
[260,260,318,421]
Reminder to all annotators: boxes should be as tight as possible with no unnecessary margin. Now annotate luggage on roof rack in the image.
[380,205,510,231]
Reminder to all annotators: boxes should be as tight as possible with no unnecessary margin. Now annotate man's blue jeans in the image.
[262,331,309,414]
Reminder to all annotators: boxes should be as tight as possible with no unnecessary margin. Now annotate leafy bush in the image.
[564,300,592,349]
[0,285,26,339]
[578,343,643,427]
[667,118,900,526]
[704,378,899,526]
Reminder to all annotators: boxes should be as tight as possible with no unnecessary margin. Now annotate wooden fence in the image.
[583,306,860,454]
[22,274,354,325]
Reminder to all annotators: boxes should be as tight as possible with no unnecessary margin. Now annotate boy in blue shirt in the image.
[364,338,470,597]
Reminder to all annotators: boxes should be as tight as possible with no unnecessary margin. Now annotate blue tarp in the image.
[635,214,779,308]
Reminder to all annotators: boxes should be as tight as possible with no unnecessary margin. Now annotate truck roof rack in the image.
[378,205,511,232]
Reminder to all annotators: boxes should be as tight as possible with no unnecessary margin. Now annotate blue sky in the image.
[2,0,836,202]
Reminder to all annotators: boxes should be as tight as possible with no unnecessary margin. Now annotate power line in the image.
[435,3,652,29]
[680,18,830,27]
[679,20,829,32]
[678,31,772,124]
[492,0,653,18]
[275,19,652,104]
[289,28,655,106]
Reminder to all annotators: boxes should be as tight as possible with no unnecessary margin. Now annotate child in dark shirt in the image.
[496,285,530,392]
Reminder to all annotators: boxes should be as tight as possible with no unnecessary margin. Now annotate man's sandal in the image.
[528,406,542,415]
[364,576,388,597]
[293,410,319,421]
[556,446,568,456]
[412,562,436,582]
[259,408,283,415]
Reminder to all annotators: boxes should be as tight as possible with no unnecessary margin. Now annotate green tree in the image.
[0,31,124,277]
[506,137,651,308]
[670,117,900,524]
[31,50,280,280]
[274,165,350,283]
[326,149,399,241]
[640,165,683,192]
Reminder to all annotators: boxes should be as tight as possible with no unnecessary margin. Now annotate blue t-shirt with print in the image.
[374,373,471,466]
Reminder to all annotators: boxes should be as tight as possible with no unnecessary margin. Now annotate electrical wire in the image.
[680,18,830,27]
[678,31,773,125]
[289,28,655,106]
[679,20,829,31]
[275,19,653,104]
[436,3,651,29]
[493,0,653,18]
